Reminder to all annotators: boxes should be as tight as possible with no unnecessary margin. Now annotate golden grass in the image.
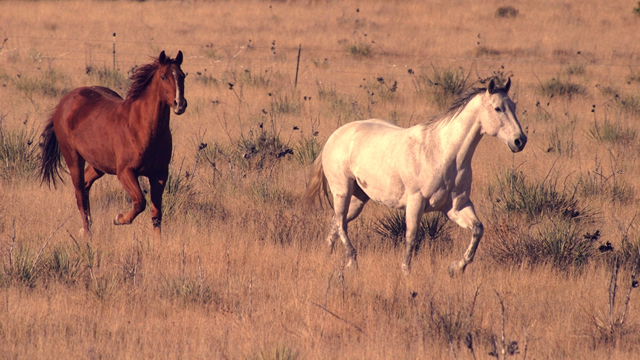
[2,0,640,358]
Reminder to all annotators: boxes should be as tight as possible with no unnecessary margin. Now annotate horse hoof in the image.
[402,264,411,277]
[448,261,467,277]
[346,258,359,270]
[114,214,124,225]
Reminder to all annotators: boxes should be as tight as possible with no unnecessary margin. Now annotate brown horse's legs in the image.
[114,168,146,226]
[66,156,92,235]
[148,171,168,238]
[84,165,105,191]
[82,165,105,229]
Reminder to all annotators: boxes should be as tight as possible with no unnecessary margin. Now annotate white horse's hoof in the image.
[346,257,359,270]
[448,261,467,277]
[402,264,411,277]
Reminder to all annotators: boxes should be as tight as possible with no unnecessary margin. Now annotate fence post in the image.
[112,33,116,72]
[295,44,301,89]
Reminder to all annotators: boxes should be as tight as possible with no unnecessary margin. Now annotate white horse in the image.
[304,78,526,276]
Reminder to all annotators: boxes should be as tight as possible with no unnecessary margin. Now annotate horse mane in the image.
[125,54,173,101]
[422,84,508,127]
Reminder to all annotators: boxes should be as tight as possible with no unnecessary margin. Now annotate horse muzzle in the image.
[509,134,527,153]
[173,98,187,115]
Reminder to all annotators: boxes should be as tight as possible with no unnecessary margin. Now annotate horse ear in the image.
[487,78,496,94]
[175,51,183,66]
[504,77,511,93]
[158,51,167,63]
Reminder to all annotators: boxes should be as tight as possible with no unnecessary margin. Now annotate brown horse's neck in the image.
[126,76,172,142]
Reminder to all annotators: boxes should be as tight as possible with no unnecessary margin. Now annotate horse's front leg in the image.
[446,200,484,277]
[148,171,168,238]
[402,196,425,276]
[114,168,146,226]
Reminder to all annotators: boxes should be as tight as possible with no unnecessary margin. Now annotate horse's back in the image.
[324,119,410,160]
[322,119,418,205]
[54,86,122,120]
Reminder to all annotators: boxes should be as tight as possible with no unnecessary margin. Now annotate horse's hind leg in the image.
[114,168,146,226]
[82,165,104,229]
[346,184,369,223]
[64,154,92,235]
[148,170,168,238]
[328,182,358,269]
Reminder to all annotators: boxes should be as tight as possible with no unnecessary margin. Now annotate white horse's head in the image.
[479,78,527,152]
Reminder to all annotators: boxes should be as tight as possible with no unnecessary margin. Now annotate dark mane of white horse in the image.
[423,85,508,128]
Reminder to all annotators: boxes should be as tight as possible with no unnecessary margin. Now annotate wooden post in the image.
[112,33,116,72]
[294,44,301,89]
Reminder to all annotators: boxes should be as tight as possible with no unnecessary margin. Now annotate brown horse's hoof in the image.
[114,214,124,225]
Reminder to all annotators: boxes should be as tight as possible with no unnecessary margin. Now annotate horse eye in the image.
[161,76,166,80]
[495,107,502,112]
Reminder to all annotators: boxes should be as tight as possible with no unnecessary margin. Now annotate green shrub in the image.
[588,116,637,146]
[373,210,452,253]
[536,219,598,270]
[293,135,320,164]
[44,243,84,285]
[626,68,640,83]
[566,63,586,76]
[487,168,586,221]
[193,70,218,87]
[546,125,576,157]
[250,345,300,360]
[86,65,126,90]
[496,6,518,18]
[408,65,469,110]
[269,91,302,115]
[577,168,634,204]
[618,94,640,117]
[0,124,39,180]
[14,68,68,100]
[233,124,292,172]
[163,160,198,220]
[538,78,586,99]
[487,216,600,271]
[346,42,372,58]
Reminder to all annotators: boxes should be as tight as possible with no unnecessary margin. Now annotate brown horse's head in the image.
[157,50,187,115]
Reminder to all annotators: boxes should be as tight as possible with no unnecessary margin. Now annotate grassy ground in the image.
[2,0,640,358]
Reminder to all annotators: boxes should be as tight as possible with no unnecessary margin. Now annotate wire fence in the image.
[3,34,640,91]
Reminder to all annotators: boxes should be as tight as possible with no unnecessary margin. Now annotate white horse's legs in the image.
[346,186,369,222]
[446,202,483,276]
[330,193,358,268]
[325,184,369,269]
[402,197,425,276]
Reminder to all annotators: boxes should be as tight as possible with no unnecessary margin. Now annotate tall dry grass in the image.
[1,0,640,358]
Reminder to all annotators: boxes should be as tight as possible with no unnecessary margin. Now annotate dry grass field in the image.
[2,0,640,358]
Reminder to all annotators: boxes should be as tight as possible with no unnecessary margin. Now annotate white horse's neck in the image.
[435,95,484,169]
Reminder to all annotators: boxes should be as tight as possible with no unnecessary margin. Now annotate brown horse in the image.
[40,50,187,237]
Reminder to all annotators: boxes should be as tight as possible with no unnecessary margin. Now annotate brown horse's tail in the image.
[303,152,332,209]
[39,116,64,188]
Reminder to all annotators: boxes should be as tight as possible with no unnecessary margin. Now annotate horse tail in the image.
[39,115,64,188]
[303,152,332,209]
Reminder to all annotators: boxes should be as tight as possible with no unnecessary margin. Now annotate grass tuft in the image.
[0,122,39,180]
[538,78,586,99]
[409,65,469,110]
[495,6,519,18]
[487,168,587,221]
[373,210,452,253]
